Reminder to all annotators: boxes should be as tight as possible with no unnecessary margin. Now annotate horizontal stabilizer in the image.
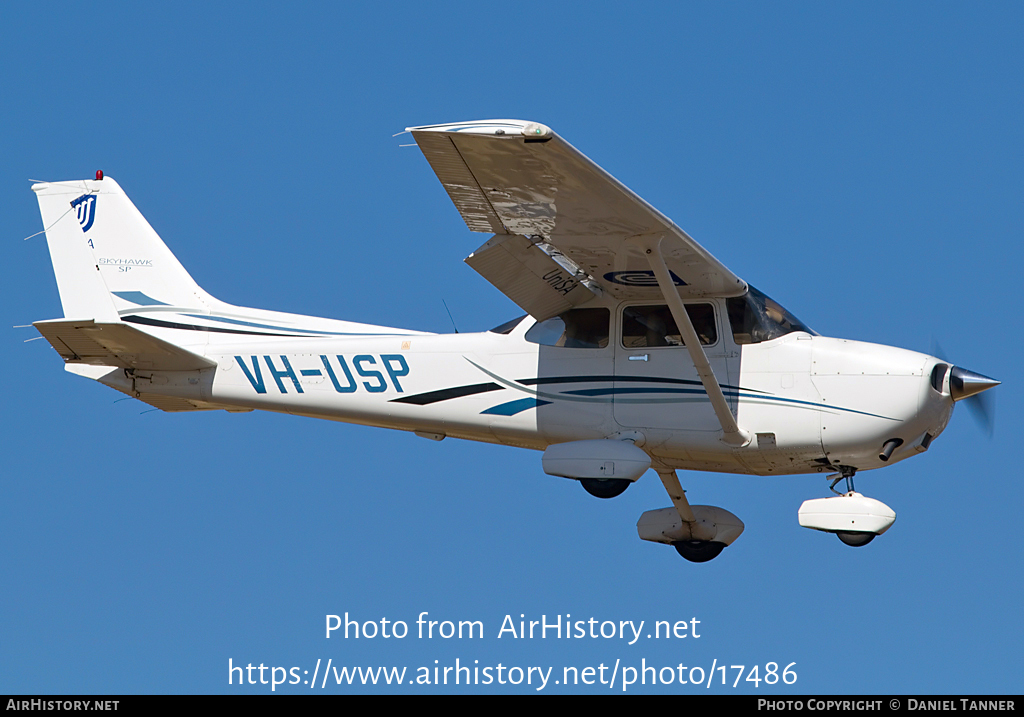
[33,319,215,371]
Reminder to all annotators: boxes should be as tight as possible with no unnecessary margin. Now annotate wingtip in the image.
[404,119,548,138]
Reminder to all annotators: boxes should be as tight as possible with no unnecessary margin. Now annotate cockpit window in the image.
[525,308,610,349]
[489,315,527,334]
[726,286,816,344]
[621,304,717,347]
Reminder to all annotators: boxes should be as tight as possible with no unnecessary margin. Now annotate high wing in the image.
[408,119,747,321]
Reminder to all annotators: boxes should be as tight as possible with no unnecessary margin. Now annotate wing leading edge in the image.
[408,119,747,319]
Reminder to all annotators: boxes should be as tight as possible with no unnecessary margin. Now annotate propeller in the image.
[932,339,999,437]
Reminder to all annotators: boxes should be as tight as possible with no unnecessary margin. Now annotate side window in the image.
[489,315,527,334]
[621,304,717,348]
[525,308,610,349]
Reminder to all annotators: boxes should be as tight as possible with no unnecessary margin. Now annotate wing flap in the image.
[465,234,597,322]
[34,319,215,371]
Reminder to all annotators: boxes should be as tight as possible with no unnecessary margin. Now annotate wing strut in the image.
[638,234,750,447]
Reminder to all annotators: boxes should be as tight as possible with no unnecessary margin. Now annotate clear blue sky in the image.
[2,2,1020,694]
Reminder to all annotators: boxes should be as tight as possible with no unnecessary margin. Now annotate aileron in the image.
[411,131,505,234]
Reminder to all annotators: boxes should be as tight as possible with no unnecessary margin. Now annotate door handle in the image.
[628,354,649,362]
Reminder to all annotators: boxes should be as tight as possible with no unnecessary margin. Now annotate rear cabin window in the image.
[525,308,610,349]
[489,315,526,334]
[621,304,717,347]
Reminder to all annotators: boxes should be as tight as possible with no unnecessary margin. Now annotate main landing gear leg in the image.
[657,470,696,523]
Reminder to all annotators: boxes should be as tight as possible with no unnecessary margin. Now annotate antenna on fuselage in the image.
[442,299,459,334]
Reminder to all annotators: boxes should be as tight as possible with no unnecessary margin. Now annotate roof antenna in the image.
[442,299,459,334]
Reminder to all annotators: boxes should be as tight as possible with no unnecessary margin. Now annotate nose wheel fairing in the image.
[798,490,896,545]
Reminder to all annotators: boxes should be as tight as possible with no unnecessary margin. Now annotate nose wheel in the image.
[829,467,874,545]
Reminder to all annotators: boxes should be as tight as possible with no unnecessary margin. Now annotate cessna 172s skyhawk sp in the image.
[31,119,999,562]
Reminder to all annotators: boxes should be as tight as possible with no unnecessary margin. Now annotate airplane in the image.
[29,119,999,562]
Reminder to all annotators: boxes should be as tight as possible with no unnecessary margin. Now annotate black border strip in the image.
[518,374,766,394]
[390,383,503,406]
[122,315,314,338]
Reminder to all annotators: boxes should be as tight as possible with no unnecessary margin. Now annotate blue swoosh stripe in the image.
[183,314,406,336]
[112,291,168,306]
[481,398,553,416]
[463,359,898,421]
[564,385,892,419]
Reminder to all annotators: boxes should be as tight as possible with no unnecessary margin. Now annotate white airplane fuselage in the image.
[79,296,953,478]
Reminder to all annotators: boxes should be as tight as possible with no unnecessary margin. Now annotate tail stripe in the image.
[122,314,308,337]
[112,291,168,306]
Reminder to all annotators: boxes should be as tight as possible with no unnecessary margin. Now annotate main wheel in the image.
[673,540,727,563]
[579,478,631,499]
[837,531,875,547]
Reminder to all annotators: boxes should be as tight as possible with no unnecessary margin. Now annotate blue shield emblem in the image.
[71,194,98,232]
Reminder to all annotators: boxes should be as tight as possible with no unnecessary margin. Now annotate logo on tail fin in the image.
[71,194,98,232]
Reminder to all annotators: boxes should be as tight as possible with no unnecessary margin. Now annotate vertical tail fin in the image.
[33,176,215,320]
[33,176,415,347]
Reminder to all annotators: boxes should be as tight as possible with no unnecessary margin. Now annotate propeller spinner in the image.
[949,366,1000,402]
[949,366,999,437]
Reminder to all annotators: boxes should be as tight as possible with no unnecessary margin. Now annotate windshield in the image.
[726,286,816,344]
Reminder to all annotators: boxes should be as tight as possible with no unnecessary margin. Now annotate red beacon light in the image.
[95,170,104,181]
